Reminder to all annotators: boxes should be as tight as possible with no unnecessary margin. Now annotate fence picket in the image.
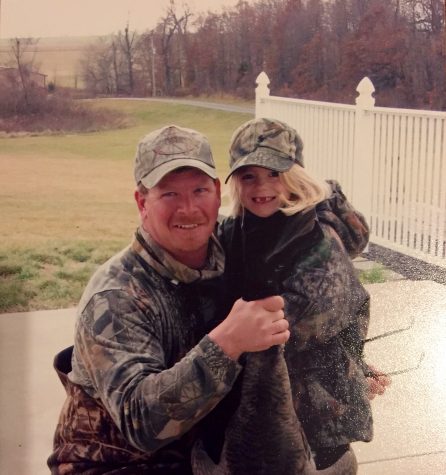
[394,114,404,246]
[432,118,444,256]
[438,120,446,258]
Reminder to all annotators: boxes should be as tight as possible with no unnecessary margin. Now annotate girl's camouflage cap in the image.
[134,125,217,188]
[225,118,304,183]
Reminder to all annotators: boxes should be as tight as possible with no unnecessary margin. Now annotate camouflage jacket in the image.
[218,183,373,450]
[48,228,241,474]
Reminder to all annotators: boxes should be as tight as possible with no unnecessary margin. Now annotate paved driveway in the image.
[1,280,445,474]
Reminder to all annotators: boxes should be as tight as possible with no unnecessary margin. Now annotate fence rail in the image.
[255,72,446,267]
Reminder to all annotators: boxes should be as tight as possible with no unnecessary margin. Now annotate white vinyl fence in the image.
[255,72,446,267]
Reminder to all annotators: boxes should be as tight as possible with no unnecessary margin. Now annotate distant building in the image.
[0,66,47,88]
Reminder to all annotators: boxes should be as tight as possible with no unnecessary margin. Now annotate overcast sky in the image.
[1,0,246,38]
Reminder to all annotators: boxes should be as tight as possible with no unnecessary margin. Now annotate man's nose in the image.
[177,195,198,213]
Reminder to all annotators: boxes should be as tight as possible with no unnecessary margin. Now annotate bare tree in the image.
[111,40,121,94]
[151,32,157,96]
[168,1,192,89]
[119,24,137,94]
[8,37,39,111]
[157,0,192,94]
[79,37,116,95]
[135,31,158,96]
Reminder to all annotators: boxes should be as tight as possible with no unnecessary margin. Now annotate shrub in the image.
[0,80,129,134]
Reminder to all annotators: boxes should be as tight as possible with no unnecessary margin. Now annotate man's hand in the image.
[209,296,290,361]
[366,365,392,400]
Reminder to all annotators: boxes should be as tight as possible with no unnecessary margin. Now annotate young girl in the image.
[219,117,389,469]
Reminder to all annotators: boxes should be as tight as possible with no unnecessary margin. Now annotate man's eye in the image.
[195,187,209,194]
[161,192,177,198]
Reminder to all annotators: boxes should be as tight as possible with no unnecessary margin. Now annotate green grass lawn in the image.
[0,100,253,312]
[358,265,388,284]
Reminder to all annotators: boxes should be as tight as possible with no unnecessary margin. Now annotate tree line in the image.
[80,0,446,110]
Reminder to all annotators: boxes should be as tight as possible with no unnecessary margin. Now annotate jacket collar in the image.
[132,227,224,284]
[241,208,319,263]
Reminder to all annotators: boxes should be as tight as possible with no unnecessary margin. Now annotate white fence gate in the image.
[255,72,446,267]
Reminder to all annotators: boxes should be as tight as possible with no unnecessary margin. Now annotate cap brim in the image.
[224,149,294,183]
[140,159,218,188]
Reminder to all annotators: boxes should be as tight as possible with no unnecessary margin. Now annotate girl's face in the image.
[237,166,290,218]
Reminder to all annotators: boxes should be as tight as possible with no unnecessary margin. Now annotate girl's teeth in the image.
[253,197,273,203]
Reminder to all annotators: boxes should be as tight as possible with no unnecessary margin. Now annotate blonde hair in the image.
[227,164,330,217]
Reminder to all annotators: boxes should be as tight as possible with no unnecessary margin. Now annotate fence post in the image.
[255,71,270,119]
[352,77,375,228]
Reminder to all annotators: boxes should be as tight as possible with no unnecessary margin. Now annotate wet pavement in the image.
[1,260,446,474]
[353,279,446,474]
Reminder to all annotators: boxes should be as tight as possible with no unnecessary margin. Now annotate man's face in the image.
[136,168,221,268]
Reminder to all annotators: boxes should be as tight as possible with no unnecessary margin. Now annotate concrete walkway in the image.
[1,279,446,474]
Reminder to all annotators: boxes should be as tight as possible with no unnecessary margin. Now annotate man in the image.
[47,125,290,474]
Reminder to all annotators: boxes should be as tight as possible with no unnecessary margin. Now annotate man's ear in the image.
[134,190,146,213]
[215,178,222,204]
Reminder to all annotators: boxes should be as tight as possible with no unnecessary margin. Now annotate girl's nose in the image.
[255,176,267,186]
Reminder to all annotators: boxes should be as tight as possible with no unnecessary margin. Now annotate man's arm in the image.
[74,292,288,454]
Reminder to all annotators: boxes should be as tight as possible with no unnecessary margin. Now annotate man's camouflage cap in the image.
[225,118,304,183]
[134,125,217,188]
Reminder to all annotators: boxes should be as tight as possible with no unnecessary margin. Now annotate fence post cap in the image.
[256,71,270,86]
[255,71,270,99]
[356,77,375,107]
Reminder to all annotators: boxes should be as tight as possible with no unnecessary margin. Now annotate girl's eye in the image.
[240,173,255,181]
[269,171,280,178]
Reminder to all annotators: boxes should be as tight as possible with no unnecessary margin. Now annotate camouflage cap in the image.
[134,125,217,188]
[225,118,304,183]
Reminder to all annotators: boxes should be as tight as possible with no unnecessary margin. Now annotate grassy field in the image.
[0,99,252,312]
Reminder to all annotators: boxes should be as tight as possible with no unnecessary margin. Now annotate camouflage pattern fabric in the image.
[134,125,217,189]
[219,196,373,450]
[282,229,373,448]
[225,118,304,182]
[192,344,359,475]
[316,180,369,258]
[48,347,192,474]
[48,228,241,474]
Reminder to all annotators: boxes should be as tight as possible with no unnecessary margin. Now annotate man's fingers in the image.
[270,329,291,346]
[259,295,285,312]
[272,318,289,334]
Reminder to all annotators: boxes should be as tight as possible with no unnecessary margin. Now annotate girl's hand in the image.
[366,365,391,400]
